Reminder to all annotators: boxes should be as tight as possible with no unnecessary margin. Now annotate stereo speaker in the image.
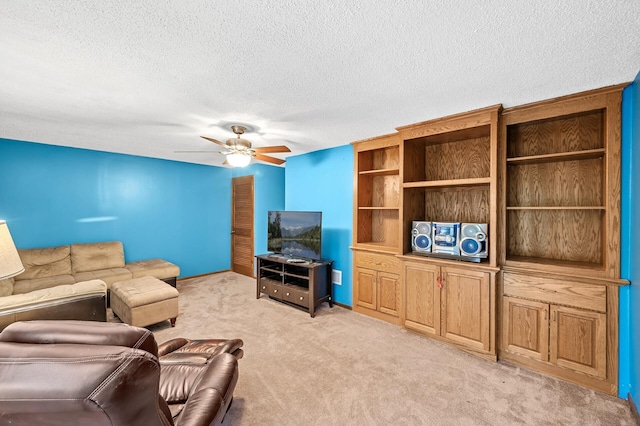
[460,223,488,258]
[411,221,432,252]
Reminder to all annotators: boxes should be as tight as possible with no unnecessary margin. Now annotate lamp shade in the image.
[227,153,252,168]
[0,220,24,280]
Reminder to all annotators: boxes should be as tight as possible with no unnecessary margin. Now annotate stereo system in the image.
[411,221,488,263]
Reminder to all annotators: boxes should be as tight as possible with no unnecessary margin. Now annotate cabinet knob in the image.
[274,289,278,293]
[262,286,266,290]
[286,292,290,296]
[300,297,304,301]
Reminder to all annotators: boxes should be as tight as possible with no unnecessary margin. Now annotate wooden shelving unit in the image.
[396,105,501,360]
[349,84,629,395]
[499,84,628,395]
[351,134,403,325]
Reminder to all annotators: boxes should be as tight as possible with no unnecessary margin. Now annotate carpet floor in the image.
[142,272,634,425]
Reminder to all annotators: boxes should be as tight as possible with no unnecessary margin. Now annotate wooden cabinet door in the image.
[550,305,607,379]
[378,272,400,317]
[502,296,549,361]
[403,262,440,336]
[440,267,490,351]
[355,267,377,310]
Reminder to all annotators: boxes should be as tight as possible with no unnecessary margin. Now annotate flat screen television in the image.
[268,211,322,260]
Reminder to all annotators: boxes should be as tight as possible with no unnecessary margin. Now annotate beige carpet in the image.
[146,272,634,425]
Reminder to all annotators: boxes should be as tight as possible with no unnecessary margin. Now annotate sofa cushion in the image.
[126,258,180,279]
[0,280,107,312]
[16,246,72,280]
[73,268,132,289]
[12,275,76,295]
[0,278,14,297]
[71,242,125,273]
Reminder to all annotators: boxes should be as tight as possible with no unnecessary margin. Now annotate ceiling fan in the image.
[177,125,291,167]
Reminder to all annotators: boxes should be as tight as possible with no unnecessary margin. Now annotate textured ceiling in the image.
[1,1,639,167]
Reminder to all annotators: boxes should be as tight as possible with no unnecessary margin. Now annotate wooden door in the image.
[377,272,400,317]
[355,267,377,310]
[403,261,440,336]
[502,296,549,361]
[231,176,254,277]
[440,267,490,351]
[550,305,607,378]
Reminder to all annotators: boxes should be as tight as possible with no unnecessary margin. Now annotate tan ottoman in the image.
[110,276,179,328]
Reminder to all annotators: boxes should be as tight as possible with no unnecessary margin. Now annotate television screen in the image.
[268,211,322,260]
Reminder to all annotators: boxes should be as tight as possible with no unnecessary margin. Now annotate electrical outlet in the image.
[332,269,342,285]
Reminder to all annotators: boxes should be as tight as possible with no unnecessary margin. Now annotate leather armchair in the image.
[0,321,239,426]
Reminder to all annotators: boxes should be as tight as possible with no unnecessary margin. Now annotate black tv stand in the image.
[256,254,333,317]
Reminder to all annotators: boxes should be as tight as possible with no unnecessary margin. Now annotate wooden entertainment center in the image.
[350,84,628,395]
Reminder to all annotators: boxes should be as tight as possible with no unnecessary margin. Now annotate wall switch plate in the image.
[332,269,342,285]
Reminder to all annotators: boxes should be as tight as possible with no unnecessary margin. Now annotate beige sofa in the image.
[0,241,180,330]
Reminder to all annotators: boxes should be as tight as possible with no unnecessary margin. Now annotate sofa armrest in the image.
[125,258,180,280]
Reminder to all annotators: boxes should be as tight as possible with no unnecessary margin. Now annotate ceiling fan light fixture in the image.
[227,153,251,168]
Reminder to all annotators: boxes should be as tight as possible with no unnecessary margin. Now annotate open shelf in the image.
[403,177,491,189]
[506,110,604,158]
[358,206,400,210]
[506,208,603,267]
[398,106,500,267]
[404,126,491,183]
[355,241,400,253]
[507,148,605,165]
[357,173,399,208]
[506,206,605,211]
[356,209,399,248]
[358,145,400,173]
[359,168,399,176]
[505,255,604,272]
[507,157,603,208]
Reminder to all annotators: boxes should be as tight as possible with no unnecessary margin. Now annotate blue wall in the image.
[620,71,640,400]
[0,138,232,277]
[285,145,354,306]
[232,164,285,258]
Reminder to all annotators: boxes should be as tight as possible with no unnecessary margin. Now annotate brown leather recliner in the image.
[0,321,239,426]
[159,337,245,361]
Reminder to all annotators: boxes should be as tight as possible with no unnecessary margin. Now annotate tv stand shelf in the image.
[256,254,333,317]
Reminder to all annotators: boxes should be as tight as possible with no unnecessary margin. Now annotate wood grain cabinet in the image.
[403,259,495,359]
[500,272,613,391]
[502,296,607,379]
[353,250,401,324]
[499,84,628,395]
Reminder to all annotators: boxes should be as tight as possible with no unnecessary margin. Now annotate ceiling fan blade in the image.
[254,153,285,165]
[174,150,218,153]
[200,136,227,147]
[253,145,291,154]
